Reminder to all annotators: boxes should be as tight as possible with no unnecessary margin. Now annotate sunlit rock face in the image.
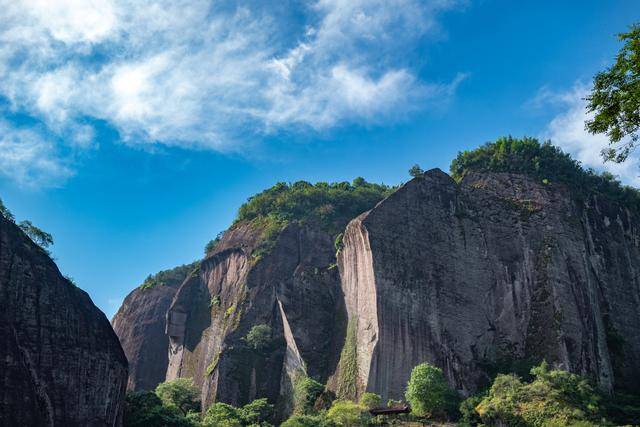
[0,216,128,426]
[334,169,640,401]
[165,221,343,418]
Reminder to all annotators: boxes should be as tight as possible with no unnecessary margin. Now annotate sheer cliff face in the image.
[165,221,342,412]
[0,216,128,426]
[112,283,180,391]
[336,169,640,401]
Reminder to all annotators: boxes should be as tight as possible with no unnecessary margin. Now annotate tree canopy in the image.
[450,136,640,212]
[140,262,199,290]
[234,178,394,235]
[586,23,640,163]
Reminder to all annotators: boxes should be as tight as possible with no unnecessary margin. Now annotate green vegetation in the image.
[205,351,221,377]
[465,361,605,426]
[235,179,394,236]
[335,318,359,400]
[140,262,199,290]
[243,324,272,352]
[586,23,640,163]
[450,136,640,212]
[209,295,221,308]
[155,378,200,416]
[325,400,368,426]
[293,372,325,415]
[359,393,381,410]
[408,164,424,178]
[204,231,225,256]
[0,197,15,222]
[405,363,452,418]
[201,399,274,427]
[124,391,193,427]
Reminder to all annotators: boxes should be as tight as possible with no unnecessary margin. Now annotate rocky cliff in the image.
[112,263,196,391]
[0,216,128,426]
[165,221,343,415]
[334,169,640,401]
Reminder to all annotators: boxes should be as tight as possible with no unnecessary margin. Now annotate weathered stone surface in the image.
[0,216,128,426]
[335,169,640,401]
[112,263,195,391]
[165,221,342,416]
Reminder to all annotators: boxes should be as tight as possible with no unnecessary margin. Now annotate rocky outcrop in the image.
[165,221,343,415]
[0,216,128,426]
[334,169,640,401]
[112,263,196,391]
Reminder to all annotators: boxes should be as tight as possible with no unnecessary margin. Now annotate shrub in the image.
[359,392,382,410]
[472,362,605,426]
[326,400,367,426]
[124,391,192,427]
[450,136,640,213]
[244,324,272,351]
[281,414,329,427]
[405,363,450,418]
[140,262,198,290]
[238,398,274,425]
[293,372,325,415]
[0,197,15,222]
[155,378,200,416]
[235,179,394,236]
[409,164,424,178]
[202,402,242,427]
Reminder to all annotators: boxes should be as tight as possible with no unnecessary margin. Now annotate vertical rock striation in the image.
[334,169,640,401]
[165,221,342,416]
[0,216,128,426]
[112,263,196,391]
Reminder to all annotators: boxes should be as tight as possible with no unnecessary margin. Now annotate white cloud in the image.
[0,121,73,187]
[537,84,640,186]
[0,0,465,184]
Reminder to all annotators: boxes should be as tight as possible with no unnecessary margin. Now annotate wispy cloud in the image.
[535,83,640,186]
[0,0,465,185]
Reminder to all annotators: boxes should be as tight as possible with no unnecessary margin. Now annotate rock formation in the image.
[334,169,640,400]
[112,263,196,391]
[113,165,640,416]
[165,221,343,415]
[0,216,128,426]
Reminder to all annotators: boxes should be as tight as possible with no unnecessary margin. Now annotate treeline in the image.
[125,362,640,426]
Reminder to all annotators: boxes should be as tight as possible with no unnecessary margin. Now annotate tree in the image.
[18,220,53,249]
[409,164,424,178]
[244,324,272,351]
[359,392,382,410]
[124,391,192,427]
[281,414,328,427]
[238,398,274,425]
[202,402,242,427]
[0,197,14,222]
[586,23,640,163]
[293,373,325,415]
[155,378,200,416]
[326,400,366,426]
[405,363,450,418]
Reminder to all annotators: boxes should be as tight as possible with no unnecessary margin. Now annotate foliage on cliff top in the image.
[234,178,394,235]
[140,262,199,290]
[450,136,640,211]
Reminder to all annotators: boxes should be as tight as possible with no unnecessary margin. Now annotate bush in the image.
[202,402,242,426]
[450,136,640,213]
[235,179,394,235]
[124,391,193,427]
[293,373,325,415]
[281,414,329,427]
[140,262,198,290]
[472,362,605,426]
[359,393,382,410]
[155,378,200,416]
[405,363,451,418]
[244,324,272,351]
[0,197,14,222]
[326,400,367,426]
[238,398,273,424]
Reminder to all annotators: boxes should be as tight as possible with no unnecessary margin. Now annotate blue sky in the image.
[0,0,638,318]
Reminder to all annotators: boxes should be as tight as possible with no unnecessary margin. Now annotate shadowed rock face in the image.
[165,222,343,416]
[335,169,640,401]
[112,263,196,391]
[0,216,128,427]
